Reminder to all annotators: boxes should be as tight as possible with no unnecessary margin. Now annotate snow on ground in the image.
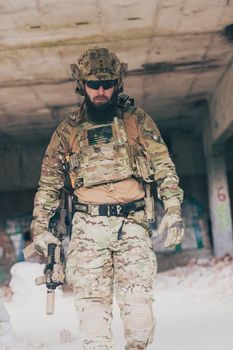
[3,256,233,350]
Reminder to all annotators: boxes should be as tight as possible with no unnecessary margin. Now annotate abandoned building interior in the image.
[0,0,233,283]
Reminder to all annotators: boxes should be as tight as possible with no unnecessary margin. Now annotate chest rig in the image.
[66,106,155,189]
[67,117,135,188]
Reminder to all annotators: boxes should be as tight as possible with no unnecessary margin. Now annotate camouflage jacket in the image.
[31,99,183,237]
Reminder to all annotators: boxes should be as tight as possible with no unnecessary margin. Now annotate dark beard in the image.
[84,93,118,124]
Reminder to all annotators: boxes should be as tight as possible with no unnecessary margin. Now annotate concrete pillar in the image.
[205,144,233,256]
[203,58,233,257]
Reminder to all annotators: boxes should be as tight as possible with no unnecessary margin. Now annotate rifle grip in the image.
[46,289,55,315]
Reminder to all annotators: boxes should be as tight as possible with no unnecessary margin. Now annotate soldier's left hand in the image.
[156,208,184,248]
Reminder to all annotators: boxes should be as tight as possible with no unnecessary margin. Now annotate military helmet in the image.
[70,47,128,95]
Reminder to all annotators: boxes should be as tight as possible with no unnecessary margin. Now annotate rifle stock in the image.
[23,242,36,260]
[24,243,57,315]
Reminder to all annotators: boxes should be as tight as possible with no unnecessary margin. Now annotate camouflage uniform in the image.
[66,211,156,349]
[31,48,183,350]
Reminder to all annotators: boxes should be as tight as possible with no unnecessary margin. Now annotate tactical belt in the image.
[74,198,145,217]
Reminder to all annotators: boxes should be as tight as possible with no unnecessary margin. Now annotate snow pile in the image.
[5,262,81,349]
[155,255,233,302]
[9,262,46,304]
[3,257,233,350]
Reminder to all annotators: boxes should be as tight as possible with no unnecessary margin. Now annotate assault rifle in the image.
[23,188,73,314]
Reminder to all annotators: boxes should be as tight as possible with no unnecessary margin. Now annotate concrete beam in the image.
[209,57,233,144]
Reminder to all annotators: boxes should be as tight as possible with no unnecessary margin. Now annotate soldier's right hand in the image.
[34,231,61,257]
[45,263,65,289]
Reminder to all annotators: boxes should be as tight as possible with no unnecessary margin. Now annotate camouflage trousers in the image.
[65,210,157,350]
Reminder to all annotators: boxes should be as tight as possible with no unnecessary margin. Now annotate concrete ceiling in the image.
[0,0,233,143]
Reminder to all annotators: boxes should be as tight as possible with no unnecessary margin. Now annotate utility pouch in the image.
[65,153,83,189]
[129,144,155,183]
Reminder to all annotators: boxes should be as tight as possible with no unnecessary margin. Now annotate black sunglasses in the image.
[85,80,116,90]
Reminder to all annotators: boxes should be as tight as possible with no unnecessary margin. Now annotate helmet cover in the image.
[70,48,127,95]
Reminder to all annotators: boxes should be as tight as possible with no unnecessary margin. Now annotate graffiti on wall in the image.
[215,185,232,231]
[211,146,232,233]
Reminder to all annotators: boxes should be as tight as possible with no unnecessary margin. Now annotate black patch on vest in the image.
[87,125,113,145]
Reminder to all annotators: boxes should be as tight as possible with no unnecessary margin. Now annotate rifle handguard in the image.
[44,243,65,289]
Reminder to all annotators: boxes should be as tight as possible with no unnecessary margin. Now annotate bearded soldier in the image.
[31,48,184,350]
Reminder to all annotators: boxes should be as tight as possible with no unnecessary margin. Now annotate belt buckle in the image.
[90,205,99,216]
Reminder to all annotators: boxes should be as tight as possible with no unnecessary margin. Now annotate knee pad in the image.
[125,303,154,332]
[80,304,110,337]
[124,304,155,346]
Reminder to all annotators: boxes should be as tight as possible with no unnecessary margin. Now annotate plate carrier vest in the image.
[66,112,155,189]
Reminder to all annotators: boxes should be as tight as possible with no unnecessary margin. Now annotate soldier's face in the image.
[84,81,115,106]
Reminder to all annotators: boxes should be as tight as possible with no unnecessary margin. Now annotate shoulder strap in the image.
[67,107,83,153]
[68,127,79,153]
[123,111,140,145]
